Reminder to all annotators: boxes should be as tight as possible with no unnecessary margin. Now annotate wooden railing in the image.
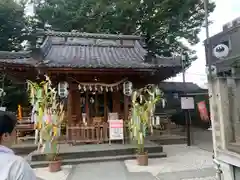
[66,123,108,144]
[15,117,35,143]
[16,117,35,136]
[66,122,130,145]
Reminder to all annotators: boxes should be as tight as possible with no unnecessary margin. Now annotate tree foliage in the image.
[0,0,29,111]
[0,0,26,51]
[0,74,28,111]
[34,0,215,64]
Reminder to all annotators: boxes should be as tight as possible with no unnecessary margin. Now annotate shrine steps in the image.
[13,134,186,156]
[13,144,38,155]
[148,134,187,145]
[30,152,166,168]
[30,142,167,168]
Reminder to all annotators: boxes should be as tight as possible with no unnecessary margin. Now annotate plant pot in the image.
[48,160,62,172]
[136,152,148,166]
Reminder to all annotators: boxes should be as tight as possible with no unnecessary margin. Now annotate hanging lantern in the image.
[123,81,133,96]
[95,86,98,91]
[58,81,69,98]
[89,85,92,91]
[83,85,86,91]
[213,44,229,59]
[100,86,103,91]
[106,87,108,92]
[116,86,119,91]
[110,87,113,92]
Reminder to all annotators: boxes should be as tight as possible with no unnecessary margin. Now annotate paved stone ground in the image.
[34,145,217,180]
[191,128,213,152]
[68,161,155,180]
[181,177,216,180]
[156,168,217,180]
[34,128,215,180]
[171,127,213,152]
[124,145,216,180]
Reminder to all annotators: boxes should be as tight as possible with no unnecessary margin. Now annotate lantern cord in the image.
[69,77,128,87]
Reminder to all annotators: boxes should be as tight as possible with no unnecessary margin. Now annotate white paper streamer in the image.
[162,99,166,108]
[156,116,160,125]
[34,129,38,145]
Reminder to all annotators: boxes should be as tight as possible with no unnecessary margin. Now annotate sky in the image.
[169,0,240,88]
[25,1,240,88]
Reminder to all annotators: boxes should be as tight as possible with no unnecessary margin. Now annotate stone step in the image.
[13,144,37,155]
[147,134,186,145]
[31,152,167,168]
[31,145,163,161]
[151,138,186,145]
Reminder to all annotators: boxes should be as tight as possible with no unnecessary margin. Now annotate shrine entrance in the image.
[65,78,130,144]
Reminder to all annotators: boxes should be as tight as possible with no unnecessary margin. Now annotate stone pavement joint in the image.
[181,177,217,180]
[156,168,216,180]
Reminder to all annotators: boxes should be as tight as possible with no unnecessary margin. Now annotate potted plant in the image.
[27,75,65,172]
[40,101,65,172]
[129,84,161,166]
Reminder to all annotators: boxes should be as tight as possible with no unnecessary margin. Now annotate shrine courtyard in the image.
[33,144,215,180]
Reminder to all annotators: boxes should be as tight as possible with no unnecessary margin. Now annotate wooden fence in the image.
[16,117,35,138]
[66,122,130,144]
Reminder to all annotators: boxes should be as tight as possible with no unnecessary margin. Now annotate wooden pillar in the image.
[66,82,73,142]
[95,93,99,116]
[104,91,108,121]
[86,91,90,124]
[71,90,76,116]
[124,95,129,121]
[112,91,121,114]
[67,83,73,125]
[74,88,82,123]
[112,92,116,112]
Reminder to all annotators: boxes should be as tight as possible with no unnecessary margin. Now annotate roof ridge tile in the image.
[40,30,142,40]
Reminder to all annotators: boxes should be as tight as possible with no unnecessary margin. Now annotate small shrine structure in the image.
[0,31,181,144]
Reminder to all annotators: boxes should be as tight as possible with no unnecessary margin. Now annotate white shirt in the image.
[0,145,36,180]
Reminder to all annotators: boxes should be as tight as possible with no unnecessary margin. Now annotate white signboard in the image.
[181,97,195,110]
[109,119,124,140]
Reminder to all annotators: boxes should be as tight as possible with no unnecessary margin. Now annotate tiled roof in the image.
[41,37,180,68]
[43,31,142,40]
[0,31,181,70]
[0,51,34,66]
[159,82,205,93]
[0,51,31,59]
[39,31,181,68]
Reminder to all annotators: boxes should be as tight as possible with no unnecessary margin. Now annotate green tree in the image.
[0,73,28,111]
[34,0,215,65]
[0,0,26,51]
[0,0,29,111]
